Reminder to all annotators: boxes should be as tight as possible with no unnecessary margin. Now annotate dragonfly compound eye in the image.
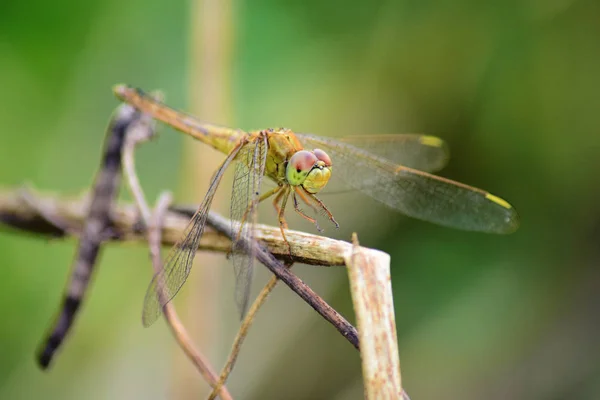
[286,150,318,186]
[286,150,332,194]
[313,148,332,167]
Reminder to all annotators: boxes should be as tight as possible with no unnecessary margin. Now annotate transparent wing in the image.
[297,133,519,234]
[300,134,450,196]
[337,134,450,173]
[230,134,268,318]
[141,143,243,327]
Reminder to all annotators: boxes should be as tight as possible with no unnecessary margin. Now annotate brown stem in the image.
[147,193,233,400]
[206,262,293,400]
[122,107,232,399]
[1,187,357,347]
[34,103,138,369]
[207,212,360,350]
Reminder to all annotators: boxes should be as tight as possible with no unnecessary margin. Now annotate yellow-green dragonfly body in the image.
[113,85,519,327]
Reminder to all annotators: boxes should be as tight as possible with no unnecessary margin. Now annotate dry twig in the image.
[121,104,232,399]
[35,103,137,368]
[0,188,356,342]
[346,234,410,400]
[206,262,293,400]
[0,187,408,397]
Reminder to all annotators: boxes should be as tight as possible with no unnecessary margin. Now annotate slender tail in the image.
[113,84,245,155]
[36,104,136,368]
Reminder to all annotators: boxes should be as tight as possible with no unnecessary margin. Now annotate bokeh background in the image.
[1,0,600,399]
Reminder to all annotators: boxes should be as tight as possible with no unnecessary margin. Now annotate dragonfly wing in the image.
[230,134,268,318]
[141,142,243,327]
[298,133,449,195]
[336,134,450,173]
[296,133,519,234]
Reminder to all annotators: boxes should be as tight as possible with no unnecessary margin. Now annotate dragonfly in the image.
[113,85,519,327]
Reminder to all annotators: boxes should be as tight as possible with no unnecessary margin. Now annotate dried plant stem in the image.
[1,187,357,343]
[149,194,232,400]
[122,106,232,399]
[345,234,409,400]
[0,187,408,397]
[208,212,360,349]
[35,103,137,369]
[206,262,292,400]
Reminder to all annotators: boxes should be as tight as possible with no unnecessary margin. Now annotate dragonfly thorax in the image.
[286,149,332,193]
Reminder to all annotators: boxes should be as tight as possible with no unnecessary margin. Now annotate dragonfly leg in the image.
[235,185,282,242]
[295,186,339,228]
[259,185,283,202]
[271,186,287,229]
[293,186,320,214]
[292,189,323,232]
[306,189,339,228]
[274,186,293,257]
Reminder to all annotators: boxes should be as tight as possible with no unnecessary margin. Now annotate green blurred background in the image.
[1,0,600,399]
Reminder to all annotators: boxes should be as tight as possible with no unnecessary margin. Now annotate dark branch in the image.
[0,187,359,350]
[35,104,139,369]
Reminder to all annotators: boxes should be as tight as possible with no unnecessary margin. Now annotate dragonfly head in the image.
[286,149,332,193]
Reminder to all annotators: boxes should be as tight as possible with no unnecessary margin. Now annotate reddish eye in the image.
[286,149,333,191]
[313,149,332,166]
[289,150,318,172]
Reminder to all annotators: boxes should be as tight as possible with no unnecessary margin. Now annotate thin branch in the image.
[122,98,158,223]
[19,184,80,236]
[1,187,355,343]
[148,193,232,400]
[0,186,412,397]
[0,189,348,266]
[122,107,232,399]
[35,103,136,369]
[207,262,293,400]
[207,212,360,349]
